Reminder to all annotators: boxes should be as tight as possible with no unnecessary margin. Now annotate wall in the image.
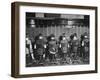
[0,0,100,80]
[27,26,89,41]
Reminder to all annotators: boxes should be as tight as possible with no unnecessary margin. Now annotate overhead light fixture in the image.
[65,25,72,28]
[30,19,35,28]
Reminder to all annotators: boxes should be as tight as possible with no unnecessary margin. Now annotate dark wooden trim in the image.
[11,2,20,77]
[12,1,97,10]
[11,2,15,77]
[95,7,98,73]
[11,2,98,78]
[14,70,97,78]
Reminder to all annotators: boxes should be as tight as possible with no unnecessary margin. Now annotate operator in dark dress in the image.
[71,33,80,59]
[80,32,89,59]
[33,33,47,64]
[59,33,69,60]
[47,34,58,62]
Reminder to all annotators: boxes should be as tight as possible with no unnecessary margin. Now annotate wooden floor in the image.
[26,55,89,67]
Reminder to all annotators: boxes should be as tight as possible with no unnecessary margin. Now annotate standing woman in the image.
[71,33,80,59]
[33,33,47,64]
[59,33,69,60]
[80,32,89,59]
[47,34,58,62]
[26,34,34,66]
